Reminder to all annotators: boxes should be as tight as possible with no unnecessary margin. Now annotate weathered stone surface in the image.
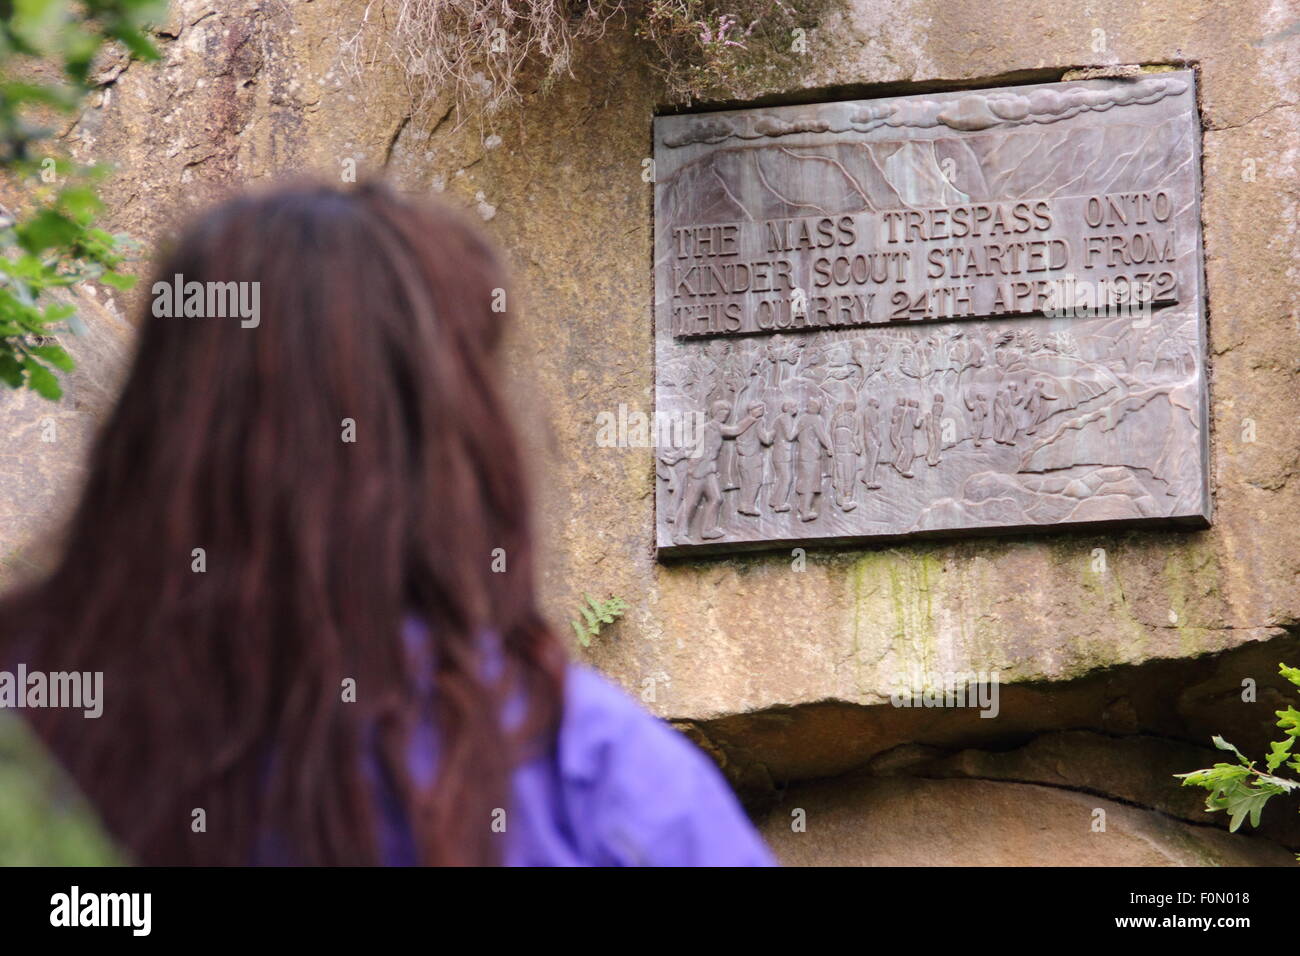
[919,730,1300,847]
[759,774,1297,866]
[3,0,1297,720]
[684,635,1300,794]
[923,732,1224,822]
[0,289,133,587]
[0,0,1297,866]
[575,0,1300,732]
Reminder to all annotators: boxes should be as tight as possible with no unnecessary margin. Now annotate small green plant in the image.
[0,0,165,399]
[570,593,628,646]
[1176,663,1300,848]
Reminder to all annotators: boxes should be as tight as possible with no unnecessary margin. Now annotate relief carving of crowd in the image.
[657,323,1195,544]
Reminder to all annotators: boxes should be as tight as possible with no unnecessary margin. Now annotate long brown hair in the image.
[0,180,566,865]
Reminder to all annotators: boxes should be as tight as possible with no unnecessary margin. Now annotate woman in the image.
[0,181,774,866]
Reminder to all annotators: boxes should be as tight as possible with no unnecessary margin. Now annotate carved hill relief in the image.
[653,73,1209,555]
[657,118,1195,222]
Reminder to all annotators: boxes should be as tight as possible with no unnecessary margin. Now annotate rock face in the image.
[761,775,1297,866]
[1,0,1298,865]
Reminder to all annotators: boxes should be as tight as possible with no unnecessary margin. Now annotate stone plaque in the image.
[653,71,1210,556]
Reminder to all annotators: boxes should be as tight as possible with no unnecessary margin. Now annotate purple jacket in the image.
[372,661,776,866]
[15,625,774,866]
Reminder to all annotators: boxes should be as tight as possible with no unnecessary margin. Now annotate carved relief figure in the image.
[888,397,905,469]
[893,398,921,477]
[992,384,1018,445]
[733,402,774,517]
[888,397,919,478]
[798,344,831,389]
[767,336,805,389]
[869,339,889,375]
[861,396,883,489]
[830,399,864,512]
[965,389,990,447]
[675,400,758,542]
[1023,378,1058,435]
[1155,337,1192,377]
[793,398,833,522]
[947,335,968,372]
[657,446,689,522]
[715,357,745,491]
[768,401,798,513]
[923,393,945,467]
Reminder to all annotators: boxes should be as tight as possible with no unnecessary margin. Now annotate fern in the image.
[570,594,628,647]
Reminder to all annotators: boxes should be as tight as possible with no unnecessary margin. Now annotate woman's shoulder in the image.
[546,663,776,867]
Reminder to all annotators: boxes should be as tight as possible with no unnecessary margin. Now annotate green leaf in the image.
[1212,735,1251,767]
[16,208,79,254]
[27,343,73,371]
[1276,706,1300,736]
[1279,663,1300,689]
[0,81,77,112]
[22,358,61,399]
[57,185,102,222]
[1266,737,1296,772]
[1254,772,1299,793]
[571,620,589,647]
[99,269,135,290]
[106,24,158,62]
[0,353,25,388]
[1176,763,1249,789]
[1232,790,1273,831]
[60,27,101,84]
[10,0,70,49]
[41,302,75,323]
[1201,777,1275,832]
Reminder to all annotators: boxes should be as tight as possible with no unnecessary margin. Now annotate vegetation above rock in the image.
[348,0,828,115]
